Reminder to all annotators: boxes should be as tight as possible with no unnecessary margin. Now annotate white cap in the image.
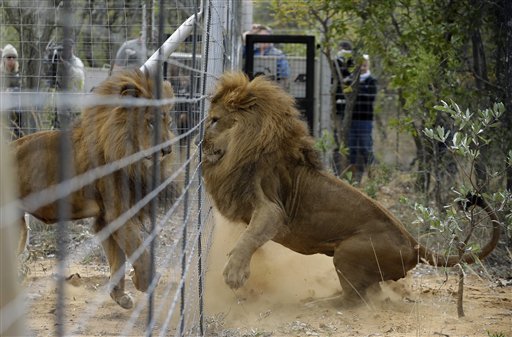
[2,44,18,58]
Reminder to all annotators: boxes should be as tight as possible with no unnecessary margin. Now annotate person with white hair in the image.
[0,44,21,90]
[44,38,85,129]
[1,44,23,138]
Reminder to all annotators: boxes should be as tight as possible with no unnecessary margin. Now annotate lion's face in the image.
[202,72,298,167]
[203,103,237,164]
[121,79,174,160]
[137,105,175,160]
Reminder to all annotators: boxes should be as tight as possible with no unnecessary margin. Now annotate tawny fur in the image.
[202,72,500,306]
[14,69,176,309]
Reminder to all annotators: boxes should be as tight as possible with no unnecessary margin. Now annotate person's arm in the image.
[277,57,289,79]
[367,77,377,103]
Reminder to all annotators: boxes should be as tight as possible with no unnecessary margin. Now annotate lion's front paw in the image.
[110,287,134,310]
[223,255,250,289]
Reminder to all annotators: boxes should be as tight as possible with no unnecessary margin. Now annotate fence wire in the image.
[2,1,495,337]
[0,0,242,336]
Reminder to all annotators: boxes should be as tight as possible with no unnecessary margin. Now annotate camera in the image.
[43,41,73,89]
[335,52,354,82]
[43,43,64,88]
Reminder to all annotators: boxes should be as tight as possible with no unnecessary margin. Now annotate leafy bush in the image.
[417,101,511,317]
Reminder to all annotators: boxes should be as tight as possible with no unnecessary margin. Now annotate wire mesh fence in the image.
[0,0,242,336]
[4,2,508,337]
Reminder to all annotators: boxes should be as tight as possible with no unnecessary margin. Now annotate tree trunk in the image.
[330,56,362,175]
[331,72,344,174]
[82,3,98,68]
[471,30,488,91]
[471,10,491,191]
[501,0,512,190]
[336,67,361,176]
[412,121,430,195]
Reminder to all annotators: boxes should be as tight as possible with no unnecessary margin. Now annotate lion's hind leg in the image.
[333,236,391,307]
[333,234,414,308]
[93,217,133,309]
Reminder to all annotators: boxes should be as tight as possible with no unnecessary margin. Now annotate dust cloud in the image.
[204,211,340,327]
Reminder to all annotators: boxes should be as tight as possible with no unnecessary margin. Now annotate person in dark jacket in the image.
[336,53,377,182]
[349,55,377,181]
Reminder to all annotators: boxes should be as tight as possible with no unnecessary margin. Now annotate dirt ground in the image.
[204,216,512,337]
[19,208,512,337]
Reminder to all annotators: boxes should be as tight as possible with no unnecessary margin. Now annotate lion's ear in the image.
[241,95,258,109]
[224,88,257,110]
[121,84,140,98]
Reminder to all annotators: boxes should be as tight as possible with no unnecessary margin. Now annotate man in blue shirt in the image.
[245,24,290,89]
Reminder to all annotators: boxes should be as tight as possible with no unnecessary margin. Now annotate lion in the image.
[201,72,501,306]
[14,69,176,309]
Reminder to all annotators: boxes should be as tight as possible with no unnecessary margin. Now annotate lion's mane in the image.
[80,69,174,180]
[202,72,323,220]
[209,72,321,169]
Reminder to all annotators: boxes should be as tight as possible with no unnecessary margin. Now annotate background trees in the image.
[0,0,196,90]
[271,0,511,201]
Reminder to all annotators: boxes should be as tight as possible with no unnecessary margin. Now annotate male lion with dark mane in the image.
[202,72,500,306]
[14,69,176,309]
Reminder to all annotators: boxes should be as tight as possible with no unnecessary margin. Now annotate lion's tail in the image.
[418,194,501,267]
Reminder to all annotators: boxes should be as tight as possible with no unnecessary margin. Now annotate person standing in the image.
[347,55,377,182]
[334,41,354,118]
[49,38,85,129]
[57,38,85,93]
[0,44,21,91]
[0,44,23,138]
[244,24,290,89]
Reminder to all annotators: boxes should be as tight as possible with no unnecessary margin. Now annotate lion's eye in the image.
[148,121,154,129]
[210,117,219,126]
